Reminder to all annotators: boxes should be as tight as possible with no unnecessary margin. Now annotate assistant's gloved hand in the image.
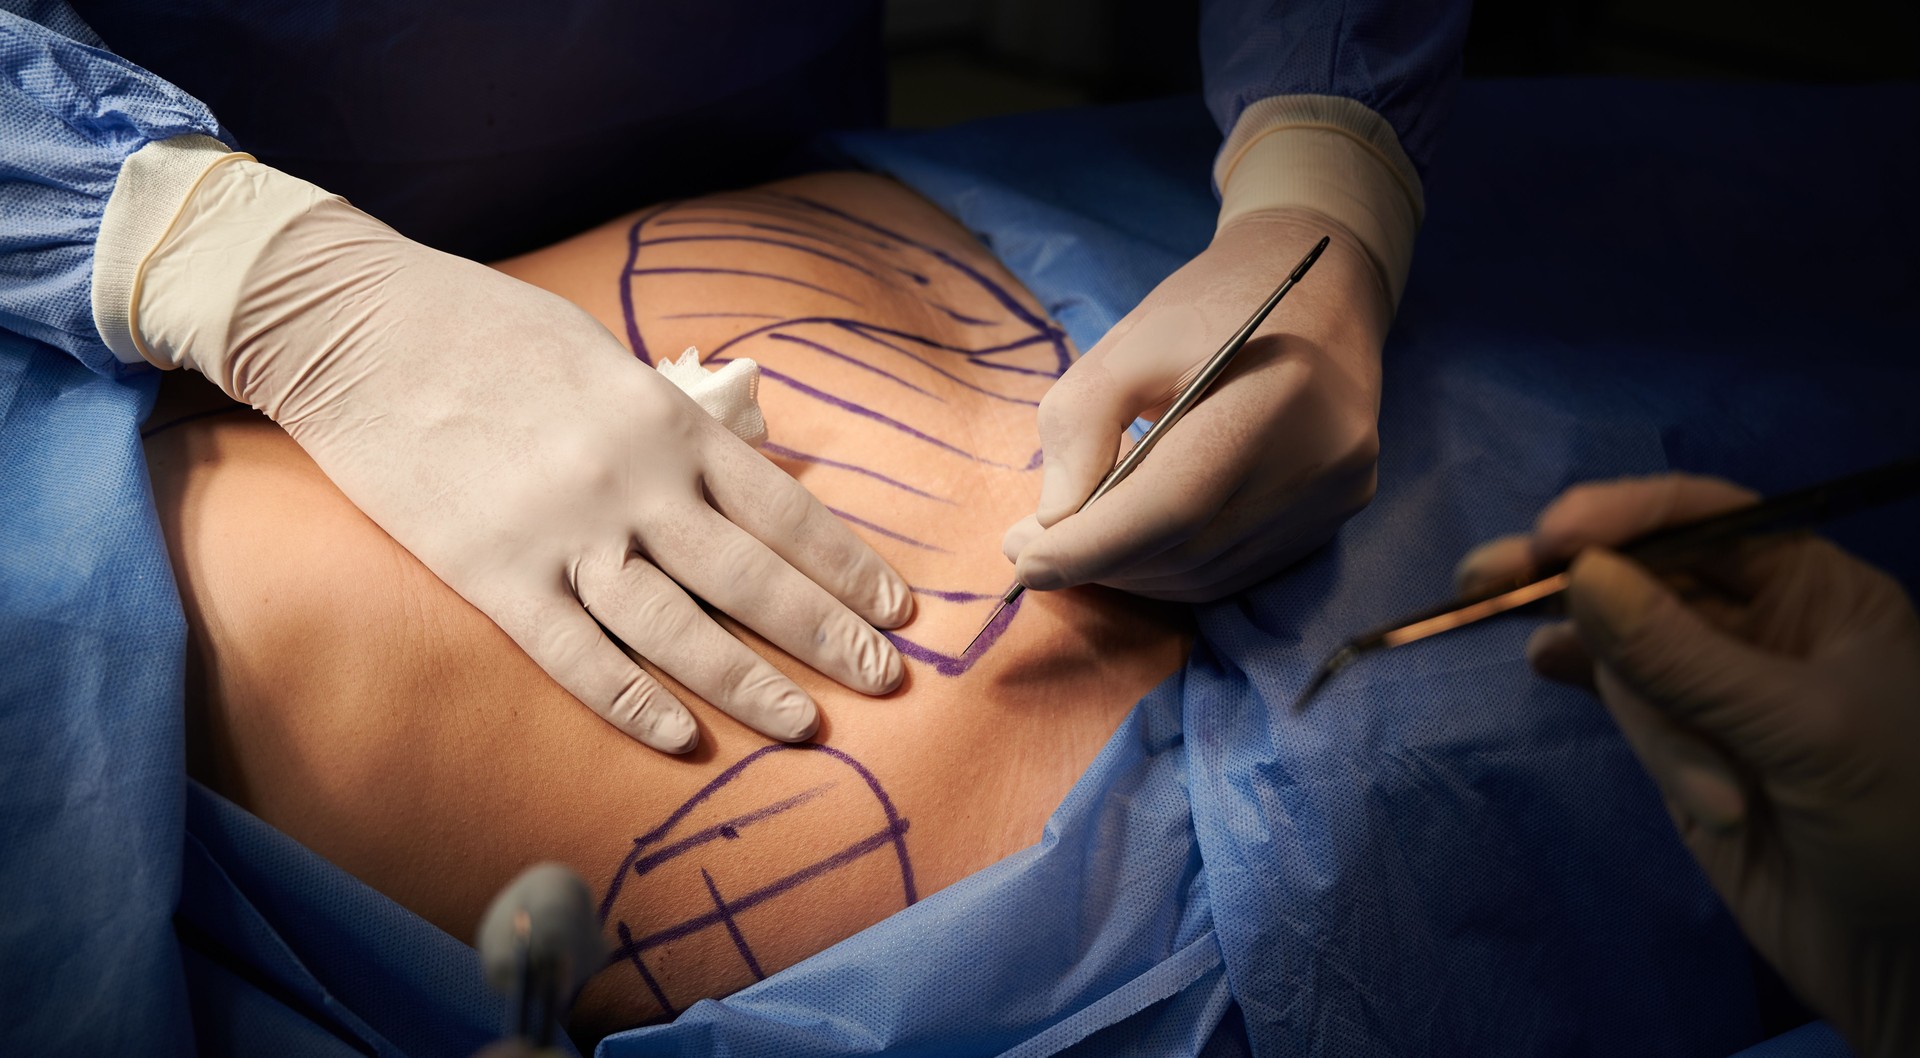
[110,147,911,754]
[999,209,1390,601]
[1457,475,1920,1057]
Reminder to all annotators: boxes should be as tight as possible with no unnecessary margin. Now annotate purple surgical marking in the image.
[760,442,952,503]
[761,333,943,400]
[700,869,765,980]
[909,586,1001,603]
[932,304,997,326]
[600,744,916,1004]
[826,506,950,552]
[619,204,680,364]
[616,921,676,1017]
[628,784,835,877]
[629,267,860,305]
[884,591,1024,677]
[754,366,1021,467]
[637,234,883,281]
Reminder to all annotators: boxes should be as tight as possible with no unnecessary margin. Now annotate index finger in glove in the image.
[1032,303,1213,527]
[703,436,914,630]
[1453,475,1760,595]
[1013,360,1304,591]
[502,596,699,753]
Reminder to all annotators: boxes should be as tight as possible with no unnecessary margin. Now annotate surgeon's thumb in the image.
[1033,361,1142,528]
[1569,548,1792,761]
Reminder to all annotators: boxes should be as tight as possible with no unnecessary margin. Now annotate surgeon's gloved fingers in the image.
[579,557,818,742]
[704,440,913,629]
[1452,535,1535,595]
[1526,621,1595,689]
[1533,475,1760,564]
[1014,372,1286,591]
[1032,311,1201,526]
[647,508,904,696]
[1593,666,1752,833]
[1568,548,1795,755]
[515,601,698,753]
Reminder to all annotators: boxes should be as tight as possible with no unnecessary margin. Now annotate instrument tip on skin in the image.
[960,599,1009,659]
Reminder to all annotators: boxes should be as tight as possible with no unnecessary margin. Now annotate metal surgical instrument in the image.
[1289,456,1920,712]
[961,235,1332,658]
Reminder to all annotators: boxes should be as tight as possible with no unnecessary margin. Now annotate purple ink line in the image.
[701,196,901,253]
[932,304,995,326]
[708,315,1060,365]
[629,267,860,305]
[629,784,835,877]
[755,365,1019,467]
[701,869,766,980]
[761,442,952,503]
[826,506,950,552]
[807,741,917,905]
[768,193,1058,342]
[662,205,898,253]
[601,744,916,916]
[837,323,1056,391]
[659,312,783,321]
[601,743,791,917]
[761,332,943,399]
[885,591,1023,677]
[655,215,893,253]
[910,586,1001,603]
[616,921,677,1017]
[610,822,909,957]
[637,234,883,281]
[619,204,680,365]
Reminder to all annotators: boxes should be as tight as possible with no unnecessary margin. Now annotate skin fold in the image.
[144,172,1192,1040]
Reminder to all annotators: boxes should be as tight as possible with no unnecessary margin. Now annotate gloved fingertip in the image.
[1568,548,1662,657]
[1525,621,1593,687]
[1016,551,1069,592]
[1001,515,1043,564]
[1453,536,1531,595]
[874,571,914,630]
[766,688,820,743]
[644,708,700,755]
[851,631,905,696]
[1670,739,1748,833]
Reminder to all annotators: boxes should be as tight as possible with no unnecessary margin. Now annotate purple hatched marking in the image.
[754,366,1025,468]
[637,234,884,280]
[700,869,766,980]
[884,591,1024,677]
[826,506,950,552]
[629,267,860,305]
[761,442,953,503]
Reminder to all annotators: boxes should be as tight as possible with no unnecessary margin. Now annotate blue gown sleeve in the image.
[1198,0,1474,182]
[0,4,231,378]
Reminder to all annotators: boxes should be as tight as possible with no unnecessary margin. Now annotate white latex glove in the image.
[99,142,910,753]
[1000,208,1391,600]
[1457,475,1920,1057]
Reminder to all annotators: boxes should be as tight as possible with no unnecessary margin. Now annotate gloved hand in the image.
[1000,209,1390,601]
[117,150,910,754]
[1456,474,1920,1057]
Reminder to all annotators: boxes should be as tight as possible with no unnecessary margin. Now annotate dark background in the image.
[883,0,1920,127]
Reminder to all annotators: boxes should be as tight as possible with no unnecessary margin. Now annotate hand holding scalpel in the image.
[962,235,1332,657]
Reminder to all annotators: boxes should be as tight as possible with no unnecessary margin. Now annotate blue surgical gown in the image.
[0,1,1468,1053]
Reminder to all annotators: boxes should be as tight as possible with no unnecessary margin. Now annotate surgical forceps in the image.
[1289,456,1920,711]
[962,235,1332,657]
